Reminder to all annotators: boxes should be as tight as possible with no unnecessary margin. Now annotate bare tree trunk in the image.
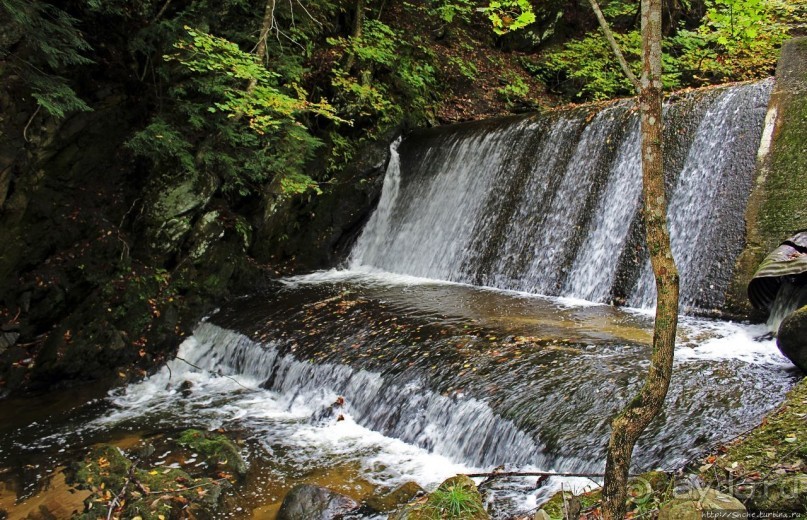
[601,0,680,518]
[344,0,364,72]
[248,0,276,92]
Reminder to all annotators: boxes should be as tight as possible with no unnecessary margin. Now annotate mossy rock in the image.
[69,445,132,492]
[365,481,425,513]
[748,474,807,512]
[658,488,745,520]
[700,378,807,512]
[276,484,359,520]
[177,429,247,476]
[538,472,668,520]
[69,444,224,520]
[389,475,488,520]
[777,304,807,372]
[539,488,600,520]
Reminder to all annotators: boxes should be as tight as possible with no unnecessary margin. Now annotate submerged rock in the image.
[658,488,745,520]
[777,305,807,371]
[276,484,360,520]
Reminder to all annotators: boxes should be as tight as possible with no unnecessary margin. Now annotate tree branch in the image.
[586,0,641,93]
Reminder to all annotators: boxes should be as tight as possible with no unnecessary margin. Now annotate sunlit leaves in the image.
[480,0,536,35]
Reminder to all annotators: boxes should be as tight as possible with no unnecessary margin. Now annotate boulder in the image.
[364,481,425,513]
[658,488,745,520]
[389,475,488,520]
[777,304,807,371]
[143,170,220,255]
[276,484,359,520]
[176,429,247,477]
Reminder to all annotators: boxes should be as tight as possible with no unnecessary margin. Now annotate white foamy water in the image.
[99,332,475,491]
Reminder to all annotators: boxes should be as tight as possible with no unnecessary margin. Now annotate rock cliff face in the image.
[0,73,392,395]
[729,37,807,318]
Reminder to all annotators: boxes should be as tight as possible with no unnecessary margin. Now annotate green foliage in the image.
[130,25,344,198]
[432,0,477,24]
[127,118,196,173]
[327,19,437,138]
[426,485,485,518]
[1,0,92,117]
[497,73,530,104]
[448,55,479,80]
[523,0,799,100]
[671,0,795,82]
[532,32,640,100]
[170,28,342,133]
[480,0,536,35]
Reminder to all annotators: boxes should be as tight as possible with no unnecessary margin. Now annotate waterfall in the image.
[630,81,774,308]
[350,80,773,310]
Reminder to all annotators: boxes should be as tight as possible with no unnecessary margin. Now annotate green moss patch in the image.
[68,443,225,520]
[390,475,489,520]
[177,429,247,476]
[701,377,807,512]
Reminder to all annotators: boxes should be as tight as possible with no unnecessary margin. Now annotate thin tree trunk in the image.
[248,0,276,92]
[587,0,640,91]
[344,0,364,72]
[601,0,679,518]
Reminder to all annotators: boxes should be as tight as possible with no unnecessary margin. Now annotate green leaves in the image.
[480,0,536,35]
[1,0,93,117]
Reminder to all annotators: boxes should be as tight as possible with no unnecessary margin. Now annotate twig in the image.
[119,198,140,229]
[152,0,173,23]
[295,0,323,26]
[139,55,151,83]
[561,482,569,520]
[174,356,252,391]
[23,105,41,143]
[107,461,139,520]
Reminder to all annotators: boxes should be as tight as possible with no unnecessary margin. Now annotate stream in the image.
[0,270,799,518]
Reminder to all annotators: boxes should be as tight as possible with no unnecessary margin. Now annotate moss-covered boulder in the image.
[365,482,425,513]
[701,377,807,513]
[389,475,488,520]
[143,170,220,256]
[777,305,807,371]
[177,428,247,476]
[69,443,225,520]
[658,488,745,520]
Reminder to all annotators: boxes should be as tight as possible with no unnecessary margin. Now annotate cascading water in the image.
[350,80,773,311]
[630,81,773,308]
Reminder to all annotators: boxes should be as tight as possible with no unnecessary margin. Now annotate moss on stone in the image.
[177,429,247,476]
[390,475,488,520]
[69,443,224,520]
[701,378,807,512]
